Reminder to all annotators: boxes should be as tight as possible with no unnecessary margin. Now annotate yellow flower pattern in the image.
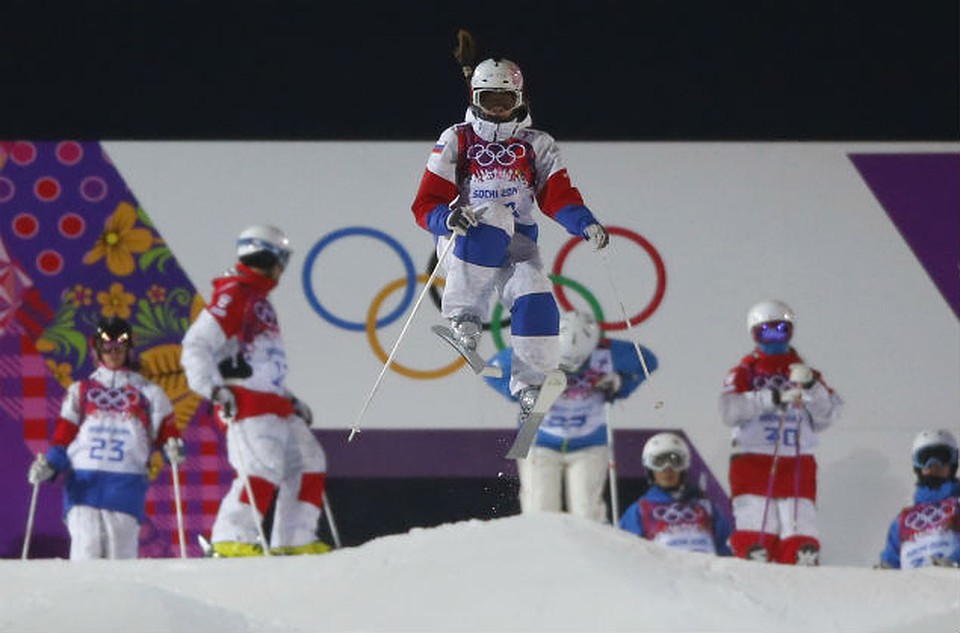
[97,282,136,319]
[82,202,154,276]
[45,359,74,388]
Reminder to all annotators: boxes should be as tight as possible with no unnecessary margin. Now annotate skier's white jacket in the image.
[412,109,599,242]
[44,365,178,521]
[719,347,843,456]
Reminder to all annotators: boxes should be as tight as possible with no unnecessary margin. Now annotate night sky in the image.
[1,2,957,140]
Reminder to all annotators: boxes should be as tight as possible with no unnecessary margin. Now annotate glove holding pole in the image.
[584,223,610,250]
[163,437,188,558]
[445,204,480,236]
[211,385,237,420]
[22,454,55,560]
[780,363,815,408]
[27,453,56,485]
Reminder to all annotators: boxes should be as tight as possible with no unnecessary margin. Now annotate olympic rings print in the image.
[903,500,956,532]
[302,226,416,332]
[466,142,527,167]
[552,226,666,331]
[302,225,666,380]
[366,274,466,379]
[651,503,704,525]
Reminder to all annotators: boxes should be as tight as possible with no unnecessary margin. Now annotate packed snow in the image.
[1,513,957,633]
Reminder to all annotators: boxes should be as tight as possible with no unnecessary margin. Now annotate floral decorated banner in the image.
[0,141,231,558]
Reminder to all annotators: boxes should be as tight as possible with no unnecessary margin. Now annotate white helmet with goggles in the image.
[912,429,959,476]
[237,225,292,271]
[642,432,691,473]
[470,58,524,120]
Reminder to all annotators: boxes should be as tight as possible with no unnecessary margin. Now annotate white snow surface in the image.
[2,514,957,633]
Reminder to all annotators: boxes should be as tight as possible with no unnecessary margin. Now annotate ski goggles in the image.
[648,451,689,472]
[752,321,793,345]
[914,445,957,470]
[98,334,130,352]
[473,89,521,113]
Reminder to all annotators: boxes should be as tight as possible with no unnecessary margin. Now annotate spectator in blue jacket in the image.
[485,310,656,522]
[878,429,959,569]
[620,432,731,556]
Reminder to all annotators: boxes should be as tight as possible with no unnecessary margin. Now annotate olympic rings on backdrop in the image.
[302,224,666,379]
[487,275,607,352]
[552,226,666,332]
[302,227,416,332]
[366,274,466,379]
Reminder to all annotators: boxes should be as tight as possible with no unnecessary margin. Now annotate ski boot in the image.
[432,314,502,377]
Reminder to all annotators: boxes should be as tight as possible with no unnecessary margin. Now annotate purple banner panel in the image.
[313,428,731,525]
[0,141,232,559]
[849,153,960,319]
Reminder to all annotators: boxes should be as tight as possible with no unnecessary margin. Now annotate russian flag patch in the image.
[432,142,445,154]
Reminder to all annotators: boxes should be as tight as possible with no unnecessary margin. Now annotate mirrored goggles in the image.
[473,89,520,113]
[99,337,130,352]
[752,320,793,345]
[914,445,956,470]
[648,451,689,472]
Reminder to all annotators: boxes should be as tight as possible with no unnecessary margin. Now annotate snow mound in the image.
[1,514,957,632]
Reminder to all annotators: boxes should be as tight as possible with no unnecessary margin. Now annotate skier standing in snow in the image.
[719,300,843,565]
[619,432,731,555]
[411,34,610,437]
[27,317,183,559]
[485,310,655,521]
[181,225,330,557]
[878,429,959,569]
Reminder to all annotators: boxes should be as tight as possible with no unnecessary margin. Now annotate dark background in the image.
[1,2,957,140]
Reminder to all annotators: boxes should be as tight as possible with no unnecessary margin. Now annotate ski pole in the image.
[322,491,342,549]
[225,415,272,556]
[605,402,620,524]
[792,402,803,532]
[350,234,457,441]
[21,480,40,560]
[597,247,653,381]
[170,459,188,559]
[757,407,787,556]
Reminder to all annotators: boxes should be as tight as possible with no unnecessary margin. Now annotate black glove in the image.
[211,386,237,419]
[445,205,480,236]
[291,397,314,427]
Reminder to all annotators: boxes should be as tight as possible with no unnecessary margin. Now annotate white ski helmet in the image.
[747,300,796,332]
[558,310,600,371]
[642,432,691,473]
[470,58,524,119]
[912,429,959,473]
[236,225,292,270]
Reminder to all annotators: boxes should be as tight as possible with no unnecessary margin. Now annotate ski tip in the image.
[505,446,530,460]
[480,365,503,378]
[347,428,361,443]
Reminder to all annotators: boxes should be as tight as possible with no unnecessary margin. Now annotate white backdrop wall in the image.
[102,141,960,566]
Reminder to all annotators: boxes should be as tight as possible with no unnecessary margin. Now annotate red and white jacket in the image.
[181,263,295,420]
[719,347,843,456]
[412,109,599,241]
[45,366,178,521]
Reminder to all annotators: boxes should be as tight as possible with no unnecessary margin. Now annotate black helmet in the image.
[92,317,134,366]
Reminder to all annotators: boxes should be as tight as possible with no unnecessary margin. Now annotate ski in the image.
[505,369,567,459]
[197,534,217,558]
[431,325,502,378]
